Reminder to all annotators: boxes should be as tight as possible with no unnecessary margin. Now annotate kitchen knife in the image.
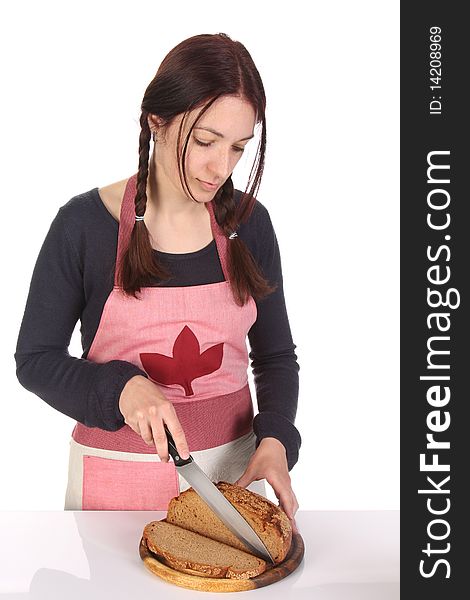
[163,425,274,564]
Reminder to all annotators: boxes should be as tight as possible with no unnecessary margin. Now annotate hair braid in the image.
[118,111,170,295]
[213,177,237,234]
[134,112,152,217]
[214,177,276,306]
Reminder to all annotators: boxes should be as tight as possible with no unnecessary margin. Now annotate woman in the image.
[15,33,301,526]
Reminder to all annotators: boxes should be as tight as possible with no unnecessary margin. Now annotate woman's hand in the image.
[235,437,299,533]
[118,375,189,461]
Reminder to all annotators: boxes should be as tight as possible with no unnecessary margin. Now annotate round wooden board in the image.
[139,532,304,592]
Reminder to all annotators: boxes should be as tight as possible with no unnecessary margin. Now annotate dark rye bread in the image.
[143,520,267,579]
[166,481,292,563]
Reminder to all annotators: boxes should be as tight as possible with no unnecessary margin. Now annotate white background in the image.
[1,0,399,510]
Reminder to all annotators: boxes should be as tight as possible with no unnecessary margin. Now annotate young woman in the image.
[15,33,301,526]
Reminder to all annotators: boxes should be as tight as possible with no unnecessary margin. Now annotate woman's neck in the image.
[146,156,205,221]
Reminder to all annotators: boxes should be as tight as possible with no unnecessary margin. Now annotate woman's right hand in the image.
[118,375,189,462]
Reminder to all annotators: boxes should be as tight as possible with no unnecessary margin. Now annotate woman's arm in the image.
[245,201,302,471]
[15,206,146,429]
[237,200,301,523]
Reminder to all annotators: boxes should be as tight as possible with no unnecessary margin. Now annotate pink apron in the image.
[64,174,260,510]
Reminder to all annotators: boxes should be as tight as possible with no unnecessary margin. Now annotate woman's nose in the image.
[209,150,232,180]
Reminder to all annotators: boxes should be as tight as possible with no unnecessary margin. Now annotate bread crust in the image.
[157,554,265,580]
[216,482,292,562]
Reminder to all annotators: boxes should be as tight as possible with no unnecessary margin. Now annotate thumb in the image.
[235,471,254,489]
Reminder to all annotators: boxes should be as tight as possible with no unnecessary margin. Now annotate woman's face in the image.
[150,95,257,203]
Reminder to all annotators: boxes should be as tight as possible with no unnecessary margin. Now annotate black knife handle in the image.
[163,425,193,467]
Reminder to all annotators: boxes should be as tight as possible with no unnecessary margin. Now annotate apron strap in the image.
[114,174,138,286]
[206,199,230,283]
[114,174,230,286]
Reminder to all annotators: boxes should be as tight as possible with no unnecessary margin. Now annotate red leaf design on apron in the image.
[140,326,224,396]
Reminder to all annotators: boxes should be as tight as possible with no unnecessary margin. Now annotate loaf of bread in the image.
[143,520,267,579]
[142,482,292,579]
[166,481,292,564]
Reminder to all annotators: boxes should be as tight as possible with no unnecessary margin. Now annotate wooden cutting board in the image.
[139,532,304,592]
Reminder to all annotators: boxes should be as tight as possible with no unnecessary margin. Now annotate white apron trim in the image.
[64,430,266,510]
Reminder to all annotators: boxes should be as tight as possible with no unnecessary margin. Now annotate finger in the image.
[124,418,142,438]
[164,415,190,460]
[280,499,294,519]
[263,473,299,532]
[137,418,155,446]
[286,491,300,518]
[235,471,255,489]
[290,517,299,535]
[267,476,297,520]
[150,420,169,463]
[279,490,298,520]
[293,496,299,516]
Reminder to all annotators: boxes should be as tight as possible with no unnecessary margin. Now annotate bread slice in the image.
[143,520,267,579]
[166,481,292,563]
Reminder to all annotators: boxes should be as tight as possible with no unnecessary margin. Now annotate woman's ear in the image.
[148,114,167,143]
[148,113,165,131]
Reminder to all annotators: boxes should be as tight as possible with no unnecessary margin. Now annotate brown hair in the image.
[119,33,276,306]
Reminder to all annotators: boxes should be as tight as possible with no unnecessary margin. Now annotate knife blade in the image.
[163,426,274,564]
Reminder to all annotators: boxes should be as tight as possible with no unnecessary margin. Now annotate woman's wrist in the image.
[258,436,287,456]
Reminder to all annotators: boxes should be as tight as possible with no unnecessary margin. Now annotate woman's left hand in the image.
[235,437,299,533]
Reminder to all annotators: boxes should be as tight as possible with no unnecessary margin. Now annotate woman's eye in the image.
[194,139,212,147]
[194,138,244,153]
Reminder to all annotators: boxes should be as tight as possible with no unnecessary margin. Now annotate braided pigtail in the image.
[118,111,170,296]
[214,176,276,306]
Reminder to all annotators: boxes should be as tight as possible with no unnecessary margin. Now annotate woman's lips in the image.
[198,179,218,191]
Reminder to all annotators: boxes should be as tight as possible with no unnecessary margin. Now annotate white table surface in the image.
[0,510,399,599]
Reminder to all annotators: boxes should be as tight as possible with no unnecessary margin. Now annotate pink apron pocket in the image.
[82,455,179,510]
